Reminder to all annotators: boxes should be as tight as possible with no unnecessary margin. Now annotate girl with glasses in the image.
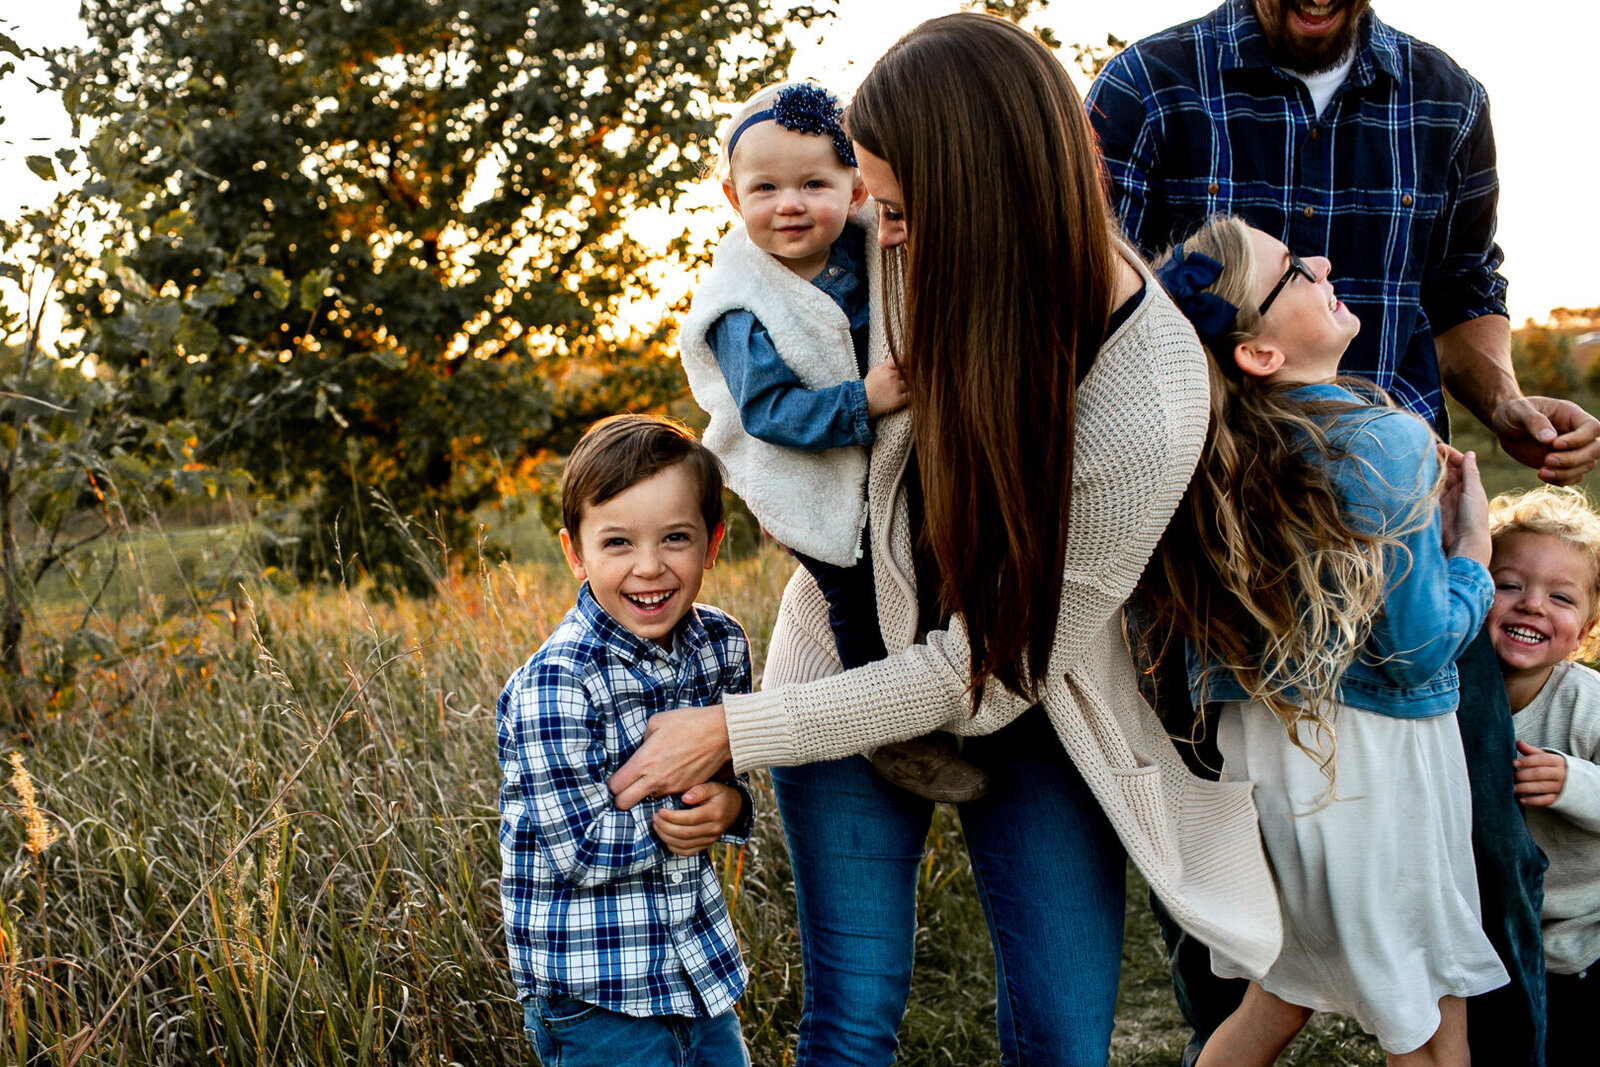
[1149,215,1510,1066]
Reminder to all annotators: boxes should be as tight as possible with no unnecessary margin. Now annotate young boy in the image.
[677,80,986,803]
[497,414,753,1067]
[1487,485,1600,1065]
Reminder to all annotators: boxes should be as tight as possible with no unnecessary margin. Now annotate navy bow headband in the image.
[1153,246,1241,353]
[727,84,857,168]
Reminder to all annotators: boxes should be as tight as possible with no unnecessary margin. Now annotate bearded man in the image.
[1090,3,1597,1064]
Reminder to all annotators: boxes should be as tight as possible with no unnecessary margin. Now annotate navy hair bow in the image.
[1153,246,1240,351]
[728,83,857,168]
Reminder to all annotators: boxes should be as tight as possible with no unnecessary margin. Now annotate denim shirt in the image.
[1188,382,1493,718]
[706,225,873,452]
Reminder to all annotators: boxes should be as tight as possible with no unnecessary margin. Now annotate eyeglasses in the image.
[1257,254,1319,316]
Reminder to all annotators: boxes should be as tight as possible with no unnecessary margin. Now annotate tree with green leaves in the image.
[1,21,238,724]
[53,0,815,592]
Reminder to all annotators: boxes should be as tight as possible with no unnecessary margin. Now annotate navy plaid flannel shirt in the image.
[1087,0,1507,432]
[496,584,752,1018]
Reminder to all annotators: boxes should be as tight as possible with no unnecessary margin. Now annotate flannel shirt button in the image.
[1310,127,1319,140]
[1401,193,1413,207]
[671,871,685,884]
[1302,205,1315,218]
[1207,181,1218,195]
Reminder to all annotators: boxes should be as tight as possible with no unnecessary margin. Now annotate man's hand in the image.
[608,704,732,810]
[1489,396,1600,486]
[652,781,745,856]
[1436,315,1600,485]
[1513,740,1568,806]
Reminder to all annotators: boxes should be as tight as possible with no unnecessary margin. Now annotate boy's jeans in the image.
[522,997,750,1067]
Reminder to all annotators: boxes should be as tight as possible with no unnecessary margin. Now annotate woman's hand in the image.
[608,704,733,810]
[1438,443,1491,566]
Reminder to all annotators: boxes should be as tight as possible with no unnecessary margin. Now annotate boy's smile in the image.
[1488,530,1598,706]
[560,463,724,648]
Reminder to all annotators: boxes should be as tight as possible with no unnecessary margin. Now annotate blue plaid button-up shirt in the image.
[1088,0,1507,431]
[496,584,752,1018]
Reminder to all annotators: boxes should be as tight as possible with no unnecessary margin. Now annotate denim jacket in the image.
[705,225,873,451]
[1189,382,1493,719]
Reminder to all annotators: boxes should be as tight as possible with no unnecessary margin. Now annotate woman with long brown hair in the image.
[609,13,1278,1064]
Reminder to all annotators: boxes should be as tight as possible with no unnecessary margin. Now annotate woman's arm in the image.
[610,288,1209,801]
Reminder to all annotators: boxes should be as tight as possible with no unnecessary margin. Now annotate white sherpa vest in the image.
[679,211,885,568]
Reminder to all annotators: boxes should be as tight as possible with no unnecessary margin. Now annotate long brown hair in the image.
[848,13,1114,702]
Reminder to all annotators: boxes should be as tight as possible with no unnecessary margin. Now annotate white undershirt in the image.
[1290,47,1357,118]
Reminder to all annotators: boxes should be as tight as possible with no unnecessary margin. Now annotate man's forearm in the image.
[1435,313,1516,429]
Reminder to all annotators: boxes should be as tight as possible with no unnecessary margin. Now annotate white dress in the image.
[1208,699,1510,1054]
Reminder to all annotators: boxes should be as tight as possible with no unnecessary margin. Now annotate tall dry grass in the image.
[0,530,1383,1065]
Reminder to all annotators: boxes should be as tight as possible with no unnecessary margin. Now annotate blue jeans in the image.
[770,705,1126,1066]
[521,997,750,1067]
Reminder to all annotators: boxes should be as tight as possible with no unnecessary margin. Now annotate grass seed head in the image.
[7,753,60,857]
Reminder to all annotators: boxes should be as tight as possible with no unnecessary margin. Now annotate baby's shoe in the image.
[868,731,989,802]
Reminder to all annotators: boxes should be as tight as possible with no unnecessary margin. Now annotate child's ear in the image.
[1233,340,1285,379]
[702,522,726,570]
[559,528,588,582]
[721,178,741,214]
[849,175,869,213]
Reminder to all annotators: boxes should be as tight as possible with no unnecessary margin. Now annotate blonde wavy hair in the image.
[1148,216,1437,786]
[1489,486,1600,660]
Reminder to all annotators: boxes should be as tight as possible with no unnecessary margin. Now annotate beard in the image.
[1255,0,1372,73]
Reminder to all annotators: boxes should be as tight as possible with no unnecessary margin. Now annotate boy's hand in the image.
[864,359,909,418]
[652,781,745,856]
[1514,740,1568,806]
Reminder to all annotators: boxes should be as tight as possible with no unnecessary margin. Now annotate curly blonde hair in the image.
[1489,486,1600,660]
[1148,216,1437,788]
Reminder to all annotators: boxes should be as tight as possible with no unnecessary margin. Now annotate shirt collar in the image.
[1218,0,1401,86]
[812,222,865,286]
[574,582,707,666]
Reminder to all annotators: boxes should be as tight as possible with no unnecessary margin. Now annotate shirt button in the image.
[1309,127,1319,140]
[1401,193,1414,207]
[670,871,684,884]
[1207,181,1219,195]
[1302,205,1315,219]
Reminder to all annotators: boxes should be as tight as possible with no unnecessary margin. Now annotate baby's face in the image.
[1488,530,1598,681]
[722,122,864,280]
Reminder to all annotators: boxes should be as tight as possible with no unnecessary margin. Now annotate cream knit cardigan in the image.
[678,211,885,568]
[724,248,1283,977]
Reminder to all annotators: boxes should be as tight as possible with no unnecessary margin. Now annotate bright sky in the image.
[2,1,1595,323]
